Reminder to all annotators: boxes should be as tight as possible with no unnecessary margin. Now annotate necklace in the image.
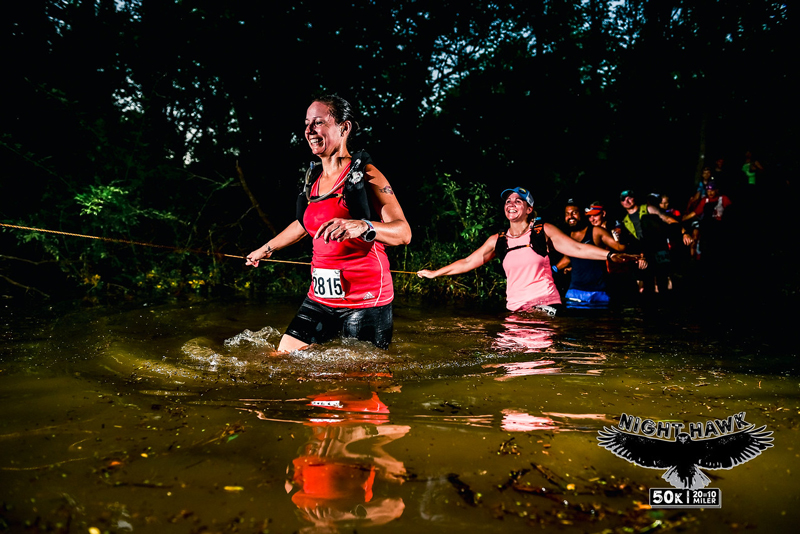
[507,227,531,239]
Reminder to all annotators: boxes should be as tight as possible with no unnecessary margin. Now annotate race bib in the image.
[312,268,345,299]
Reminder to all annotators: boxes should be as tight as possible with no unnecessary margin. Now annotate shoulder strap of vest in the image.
[342,150,379,221]
[530,218,547,257]
[495,231,509,262]
[295,162,323,232]
[495,218,548,263]
[295,151,380,231]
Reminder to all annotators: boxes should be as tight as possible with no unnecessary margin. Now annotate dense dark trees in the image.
[1,0,794,299]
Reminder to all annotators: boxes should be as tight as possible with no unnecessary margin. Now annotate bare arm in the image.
[315,164,412,246]
[554,255,571,271]
[246,220,307,267]
[646,204,679,224]
[686,191,701,213]
[417,234,498,278]
[545,223,611,261]
[594,226,626,252]
[546,223,639,264]
[648,205,694,246]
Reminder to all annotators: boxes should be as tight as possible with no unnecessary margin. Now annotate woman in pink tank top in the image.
[246,96,411,352]
[417,187,637,315]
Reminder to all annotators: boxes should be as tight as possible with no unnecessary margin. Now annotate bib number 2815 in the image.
[312,268,345,299]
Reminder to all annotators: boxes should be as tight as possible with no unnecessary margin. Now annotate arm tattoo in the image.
[379,185,395,196]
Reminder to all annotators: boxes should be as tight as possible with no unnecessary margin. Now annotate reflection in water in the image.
[287,390,409,532]
[493,313,554,352]
[2,299,797,532]
[485,313,609,378]
[500,410,615,432]
[484,359,559,380]
[484,352,607,379]
[500,409,558,432]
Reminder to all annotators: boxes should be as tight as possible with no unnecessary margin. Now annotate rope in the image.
[0,222,418,274]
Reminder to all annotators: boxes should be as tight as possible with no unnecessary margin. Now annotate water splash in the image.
[223,326,281,348]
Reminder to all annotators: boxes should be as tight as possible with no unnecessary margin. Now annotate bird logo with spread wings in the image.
[597,424,773,489]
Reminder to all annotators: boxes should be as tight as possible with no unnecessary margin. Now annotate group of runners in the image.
[246,95,732,352]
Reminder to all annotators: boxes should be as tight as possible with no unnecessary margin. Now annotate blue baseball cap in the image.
[501,187,534,207]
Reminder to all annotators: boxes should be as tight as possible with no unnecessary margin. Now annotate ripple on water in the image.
[172,325,609,384]
[63,301,615,386]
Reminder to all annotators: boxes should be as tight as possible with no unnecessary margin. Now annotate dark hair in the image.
[312,94,361,135]
[645,193,661,207]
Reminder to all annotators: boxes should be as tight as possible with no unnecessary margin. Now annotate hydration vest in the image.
[494,218,548,262]
[622,204,649,240]
[296,150,379,231]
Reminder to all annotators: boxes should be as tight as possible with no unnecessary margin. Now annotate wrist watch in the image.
[361,219,376,242]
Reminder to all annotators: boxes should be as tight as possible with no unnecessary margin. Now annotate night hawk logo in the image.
[597,424,773,489]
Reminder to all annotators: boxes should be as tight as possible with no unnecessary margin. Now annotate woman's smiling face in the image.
[504,193,533,222]
[304,101,344,156]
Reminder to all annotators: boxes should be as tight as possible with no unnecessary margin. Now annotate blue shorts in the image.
[565,289,610,309]
[285,297,393,349]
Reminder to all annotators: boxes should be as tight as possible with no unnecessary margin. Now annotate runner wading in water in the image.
[246,95,411,351]
[417,187,638,316]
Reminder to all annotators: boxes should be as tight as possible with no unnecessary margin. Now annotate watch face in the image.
[364,229,377,242]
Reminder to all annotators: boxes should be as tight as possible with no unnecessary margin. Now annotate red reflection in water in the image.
[288,390,408,530]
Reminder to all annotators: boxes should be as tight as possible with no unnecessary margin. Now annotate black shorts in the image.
[285,297,394,349]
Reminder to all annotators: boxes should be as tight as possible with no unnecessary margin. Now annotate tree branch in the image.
[236,161,276,235]
[0,274,50,298]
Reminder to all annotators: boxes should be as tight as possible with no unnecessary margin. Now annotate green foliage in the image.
[75,181,182,229]
[75,183,128,216]
[0,0,795,303]
[394,174,506,304]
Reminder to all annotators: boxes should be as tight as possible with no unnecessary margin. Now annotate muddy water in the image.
[0,297,797,533]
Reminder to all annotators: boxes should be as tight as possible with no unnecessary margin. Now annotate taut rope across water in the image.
[0,222,418,274]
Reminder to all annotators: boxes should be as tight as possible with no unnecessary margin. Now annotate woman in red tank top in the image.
[246,96,411,352]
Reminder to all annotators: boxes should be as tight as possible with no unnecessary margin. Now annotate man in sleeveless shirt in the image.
[554,201,628,309]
